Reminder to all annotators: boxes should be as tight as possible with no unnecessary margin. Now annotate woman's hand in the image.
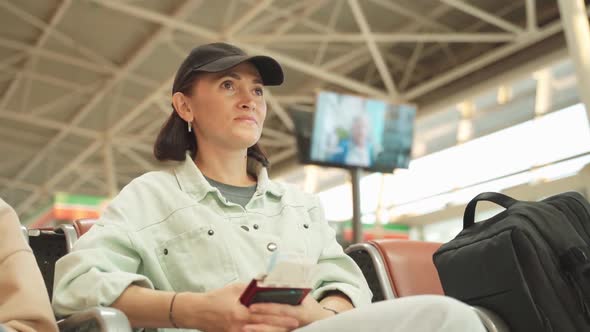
[174,283,299,332]
[245,294,335,331]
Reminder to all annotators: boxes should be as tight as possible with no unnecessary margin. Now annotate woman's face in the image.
[187,62,267,151]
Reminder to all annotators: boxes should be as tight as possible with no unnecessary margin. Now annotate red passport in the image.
[240,253,314,306]
[239,277,312,307]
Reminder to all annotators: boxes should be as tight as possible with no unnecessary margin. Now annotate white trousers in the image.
[297,295,487,332]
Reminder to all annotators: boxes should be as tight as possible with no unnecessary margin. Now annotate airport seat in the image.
[27,228,68,300]
[27,221,94,295]
[26,224,131,332]
[23,225,132,332]
[56,224,78,253]
[345,239,510,332]
[50,219,97,253]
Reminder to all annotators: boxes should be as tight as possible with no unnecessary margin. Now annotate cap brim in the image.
[197,55,284,86]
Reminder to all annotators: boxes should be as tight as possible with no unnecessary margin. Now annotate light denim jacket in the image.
[52,155,372,331]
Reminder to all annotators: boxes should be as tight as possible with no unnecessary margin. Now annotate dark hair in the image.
[153,72,270,168]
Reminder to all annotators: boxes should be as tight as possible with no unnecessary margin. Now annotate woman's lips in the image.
[235,116,257,124]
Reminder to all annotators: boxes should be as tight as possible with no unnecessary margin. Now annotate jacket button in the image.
[253,224,259,230]
[303,224,309,229]
[163,249,168,255]
[267,242,277,252]
[208,229,214,236]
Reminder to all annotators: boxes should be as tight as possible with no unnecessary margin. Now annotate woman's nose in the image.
[239,95,256,111]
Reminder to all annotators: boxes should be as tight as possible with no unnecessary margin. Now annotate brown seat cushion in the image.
[369,239,444,297]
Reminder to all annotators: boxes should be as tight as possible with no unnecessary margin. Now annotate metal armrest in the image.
[21,225,28,244]
[56,224,78,253]
[57,307,131,332]
[345,242,396,301]
[473,306,510,332]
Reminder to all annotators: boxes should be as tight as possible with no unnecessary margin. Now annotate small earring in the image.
[188,121,192,132]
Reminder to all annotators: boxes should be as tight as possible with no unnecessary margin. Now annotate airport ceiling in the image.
[0,0,571,218]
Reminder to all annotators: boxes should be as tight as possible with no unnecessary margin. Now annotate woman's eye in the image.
[254,87,264,96]
[222,81,234,90]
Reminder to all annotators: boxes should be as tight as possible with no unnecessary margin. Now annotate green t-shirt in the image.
[204,176,257,208]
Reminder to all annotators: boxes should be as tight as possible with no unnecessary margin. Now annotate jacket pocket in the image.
[156,225,237,292]
[276,205,322,260]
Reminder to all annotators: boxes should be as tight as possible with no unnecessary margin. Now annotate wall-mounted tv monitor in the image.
[292,91,416,173]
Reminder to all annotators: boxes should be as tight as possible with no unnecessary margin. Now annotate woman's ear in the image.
[172,92,193,123]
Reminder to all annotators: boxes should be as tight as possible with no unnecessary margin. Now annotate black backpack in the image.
[433,191,590,332]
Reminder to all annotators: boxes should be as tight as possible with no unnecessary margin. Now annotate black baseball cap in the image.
[172,42,284,93]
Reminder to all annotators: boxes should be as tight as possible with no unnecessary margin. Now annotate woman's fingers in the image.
[249,313,299,329]
[242,324,290,332]
[249,303,299,318]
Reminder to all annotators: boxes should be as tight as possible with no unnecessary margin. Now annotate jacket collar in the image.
[174,153,284,201]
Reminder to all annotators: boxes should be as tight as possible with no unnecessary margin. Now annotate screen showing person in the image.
[374,103,416,170]
[309,91,415,173]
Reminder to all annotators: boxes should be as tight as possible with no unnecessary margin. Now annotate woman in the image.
[53,43,485,332]
[0,198,58,332]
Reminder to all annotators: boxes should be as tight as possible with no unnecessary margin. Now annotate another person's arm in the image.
[0,199,58,332]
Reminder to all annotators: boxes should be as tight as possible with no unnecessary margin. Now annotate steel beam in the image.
[235,32,517,43]
[0,177,39,192]
[253,0,328,45]
[441,0,524,34]
[313,0,344,66]
[223,0,274,37]
[400,43,424,90]
[264,89,294,131]
[7,0,204,210]
[103,139,118,197]
[16,140,103,212]
[557,0,590,121]
[0,1,111,67]
[526,0,538,32]
[0,110,100,139]
[0,37,159,89]
[116,146,157,172]
[348,0,398,98]
[404,20,563,100]
[0,1,72,110]
[533,69,552,116]
[92,0,391,100]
